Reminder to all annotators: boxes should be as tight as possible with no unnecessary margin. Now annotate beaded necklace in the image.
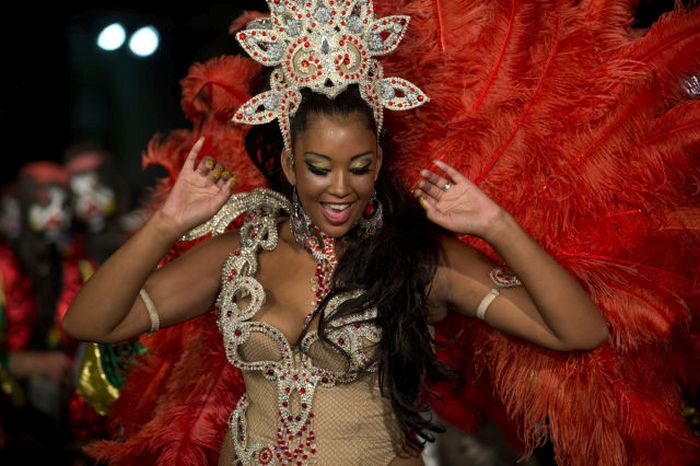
[292,221,339,328]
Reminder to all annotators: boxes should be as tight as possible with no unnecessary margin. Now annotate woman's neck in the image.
[280,218,349,261]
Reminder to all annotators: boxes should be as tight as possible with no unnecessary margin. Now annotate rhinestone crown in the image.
[232,0,429,150]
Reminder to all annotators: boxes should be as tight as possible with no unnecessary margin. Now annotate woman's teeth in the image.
[320,202,355,226]
[326,203,350,211]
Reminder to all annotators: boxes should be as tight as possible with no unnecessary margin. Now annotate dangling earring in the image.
[290,188,337,266]
[290,188,313,248]
[358,190,383,237]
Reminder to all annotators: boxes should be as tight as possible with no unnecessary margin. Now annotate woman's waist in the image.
[242,371,398,440]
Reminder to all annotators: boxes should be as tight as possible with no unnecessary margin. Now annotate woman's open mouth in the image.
[320,202,355,226]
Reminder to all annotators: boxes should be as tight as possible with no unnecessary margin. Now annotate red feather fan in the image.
[89,2,700,465]
[376,0,700,464]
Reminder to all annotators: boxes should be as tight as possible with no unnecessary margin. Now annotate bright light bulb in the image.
[128,26,160,57]
[97,23,126,51]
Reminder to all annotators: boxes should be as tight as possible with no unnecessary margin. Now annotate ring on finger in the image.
[443,182,452,192]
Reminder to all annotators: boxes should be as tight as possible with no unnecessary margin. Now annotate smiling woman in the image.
[64,74,608,465]
[61,1,700,465]
[285,89,382,237]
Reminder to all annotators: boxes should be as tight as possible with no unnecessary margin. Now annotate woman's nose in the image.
[328,170,351,197]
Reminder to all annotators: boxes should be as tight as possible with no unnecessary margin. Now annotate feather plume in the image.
[86,314,243,465]
[388,0,700,464]
[180,55,261,123]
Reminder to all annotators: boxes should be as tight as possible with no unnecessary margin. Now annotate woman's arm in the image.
[63,137,235,343]
[419,161,608,352]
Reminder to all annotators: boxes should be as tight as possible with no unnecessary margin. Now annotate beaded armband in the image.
[476,267,522,320]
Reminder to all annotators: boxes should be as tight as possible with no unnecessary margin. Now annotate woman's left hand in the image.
[415,160,505,238]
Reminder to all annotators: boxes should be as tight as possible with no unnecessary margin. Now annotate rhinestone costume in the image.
[187,189,404,465]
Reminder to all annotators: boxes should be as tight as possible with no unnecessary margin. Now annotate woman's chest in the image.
[247,245,320,346]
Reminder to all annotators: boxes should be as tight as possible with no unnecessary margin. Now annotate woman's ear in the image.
[374,145,383,182]
[280,149,296,186]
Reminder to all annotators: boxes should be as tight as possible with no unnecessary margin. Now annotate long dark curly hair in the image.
[244,83,458,450]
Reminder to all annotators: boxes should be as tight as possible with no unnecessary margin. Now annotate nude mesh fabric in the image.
[230,329,407,465]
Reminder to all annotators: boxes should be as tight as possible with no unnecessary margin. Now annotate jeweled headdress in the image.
[232,0,429,151]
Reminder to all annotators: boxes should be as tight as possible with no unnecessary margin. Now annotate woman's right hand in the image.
[158,137,235,236]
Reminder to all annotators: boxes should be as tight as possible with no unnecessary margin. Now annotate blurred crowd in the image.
[0,144,148,464]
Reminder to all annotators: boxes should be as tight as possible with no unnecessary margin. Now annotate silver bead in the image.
[348,15,363,34]
[313,7,331,24]
[368,33,383,51]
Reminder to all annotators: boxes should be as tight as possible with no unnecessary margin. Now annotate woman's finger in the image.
[417,179,445,200]
[217,170,234,188]
[216,178,235,203]
[183,137,205,171]
[211,163,225,181]
[433,160,469,184]
[196,156,215,176]
[418,195,447,223]
[420,169,450,190]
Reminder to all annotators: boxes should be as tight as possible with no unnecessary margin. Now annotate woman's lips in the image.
[320,202,355,226]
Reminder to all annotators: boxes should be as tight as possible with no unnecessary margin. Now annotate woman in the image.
[65,0,700,462]
[64,72,607,464]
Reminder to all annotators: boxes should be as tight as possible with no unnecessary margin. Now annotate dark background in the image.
[0,2,267,195]
[0,0,677,196]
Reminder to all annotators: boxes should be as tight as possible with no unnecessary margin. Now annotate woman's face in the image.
[283,111,382,238]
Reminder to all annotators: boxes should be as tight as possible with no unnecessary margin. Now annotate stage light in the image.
[97,23,126,51]
[128,26,159,57]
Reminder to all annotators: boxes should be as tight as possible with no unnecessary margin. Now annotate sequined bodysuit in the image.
[210,190,407,465]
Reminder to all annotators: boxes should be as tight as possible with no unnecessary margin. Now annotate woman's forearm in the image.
[63,210,181,341]
[484,211,609,348]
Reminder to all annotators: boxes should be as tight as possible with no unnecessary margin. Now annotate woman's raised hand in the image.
[415,160,505,239]
[158,137,235,236]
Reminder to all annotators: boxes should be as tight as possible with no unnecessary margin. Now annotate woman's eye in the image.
[350,165,371,175]
[306,164,330,175]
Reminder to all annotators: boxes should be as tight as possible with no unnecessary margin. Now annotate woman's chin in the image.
[317,222,355,239]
